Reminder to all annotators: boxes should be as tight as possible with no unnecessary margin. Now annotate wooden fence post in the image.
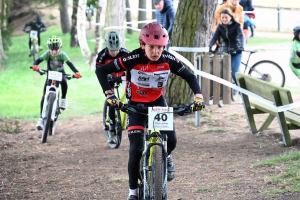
[223,54,231,104]
[213,55,221,104]
[202,53,211,104]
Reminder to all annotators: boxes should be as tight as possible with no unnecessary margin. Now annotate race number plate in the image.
[48,71,63,81]
[30,30,38,39]
[148,107,173,131]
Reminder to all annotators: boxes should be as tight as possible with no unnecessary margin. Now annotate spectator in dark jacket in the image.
[239,0,255,37]
[209,8,245,84]
[154,0,176,50]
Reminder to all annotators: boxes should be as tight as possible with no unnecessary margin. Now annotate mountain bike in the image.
[231,49,285,101]
[31,67,79,143]
[102,75,127,149]
[120,104,191,200]
[26,30,39,62]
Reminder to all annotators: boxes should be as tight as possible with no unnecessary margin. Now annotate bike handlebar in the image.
[29,67,80,80]
[119,104,192,116]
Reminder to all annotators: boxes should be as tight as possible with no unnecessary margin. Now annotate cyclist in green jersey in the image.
[31,36,81,130]
[290,26,300,80]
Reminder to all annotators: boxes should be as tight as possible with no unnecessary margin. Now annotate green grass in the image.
[247,37,291,46]
[0,26,138,120]
[251,150,300,194]
[205,128,228,133]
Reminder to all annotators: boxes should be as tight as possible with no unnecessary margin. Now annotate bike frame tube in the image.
[41,80,60,121]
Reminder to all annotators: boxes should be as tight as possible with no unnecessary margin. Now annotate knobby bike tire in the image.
[102,101,122,149]
[149,146,164,200]
[42,92,55,143]
[248,60,286,87]
[32,39,38,62]
[49,94,60,136]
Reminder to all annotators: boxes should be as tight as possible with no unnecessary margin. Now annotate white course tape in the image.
[168,48,300,113]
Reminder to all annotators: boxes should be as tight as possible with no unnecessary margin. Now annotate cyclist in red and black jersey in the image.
[95,31,130,144]
[95,22,205,200]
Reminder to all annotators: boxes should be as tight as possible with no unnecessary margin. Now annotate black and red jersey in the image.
[95,47,130,77]
[96,48,201,103]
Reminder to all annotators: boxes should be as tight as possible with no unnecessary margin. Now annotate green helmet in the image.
[47,36,62,50]
[105,31,121,51]
[293,26,300,36]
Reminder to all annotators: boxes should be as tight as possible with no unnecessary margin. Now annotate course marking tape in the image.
[169,48,300,113]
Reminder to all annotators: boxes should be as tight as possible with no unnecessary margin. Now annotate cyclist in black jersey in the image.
[31,36,81,131]
[96,22,205,200]
[23,15,47,56]
[95,31,130,144]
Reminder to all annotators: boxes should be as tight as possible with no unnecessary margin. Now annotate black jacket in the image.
[240,0,254,11]
[209,21,245,54]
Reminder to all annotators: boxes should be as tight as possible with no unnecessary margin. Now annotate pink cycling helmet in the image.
[139,22,169,46]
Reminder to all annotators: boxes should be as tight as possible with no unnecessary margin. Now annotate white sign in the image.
[148,107,173,131]
[48,71,63,81]
[30,30,38,39]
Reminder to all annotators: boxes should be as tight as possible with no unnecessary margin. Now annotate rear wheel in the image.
[248,60,285,87]
[149,146,164,200]
[102,100,122,149]
[42,93,55,143]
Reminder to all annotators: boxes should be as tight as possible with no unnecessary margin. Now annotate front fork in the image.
[41,85,60,121]
[142,132,168,199]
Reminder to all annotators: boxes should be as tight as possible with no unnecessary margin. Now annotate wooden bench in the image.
[236,72,300,146]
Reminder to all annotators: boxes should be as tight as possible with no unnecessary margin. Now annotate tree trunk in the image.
[0,0,7,60]
[94,0,103,54]
[77,0,95,69]
[60,0,71,34]
[165,0,217,105]
[125,0,133,34]
[137,0,146,29]
[0,28,7,60]
[70,0,79,47]
[104,0,126,48]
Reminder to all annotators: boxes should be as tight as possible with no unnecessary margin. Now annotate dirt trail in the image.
[1,103,300,200]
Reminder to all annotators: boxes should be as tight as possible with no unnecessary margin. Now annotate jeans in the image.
[231,53,242,84]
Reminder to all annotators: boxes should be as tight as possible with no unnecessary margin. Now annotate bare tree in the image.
[125,0,133,34]
[70,0,79,47]
[77,0,95,69]
[93,0,103,54]
[60,0,71,33]
[0,0,7,60]
[165,0,217,105]
[137,0,146,29]
[104,0,126,48]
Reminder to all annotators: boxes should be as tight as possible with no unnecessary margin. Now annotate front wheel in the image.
[149,146,165,200]
[102,100,122,149]
[31,38,38,62]
[248,60,285,87]
[42,92,55,143]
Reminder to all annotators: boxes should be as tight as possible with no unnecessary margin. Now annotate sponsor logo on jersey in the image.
[138,71,147,75]
[157,65,164,69]
[114,59,120,70]
[138,76,150,81]
[162,53,177,62]
[154,72,169,75]
[122,54,139,62]
[136,90,147,95]
[138,83,150,87]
